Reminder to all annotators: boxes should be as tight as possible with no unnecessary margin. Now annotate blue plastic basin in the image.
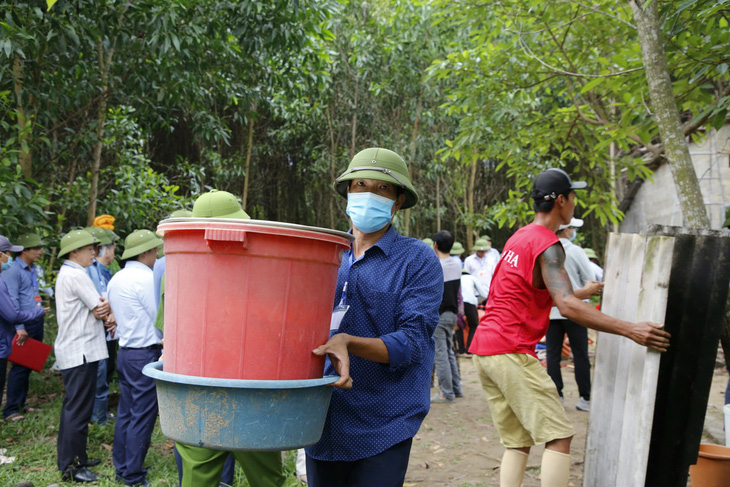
[143,361,337,451]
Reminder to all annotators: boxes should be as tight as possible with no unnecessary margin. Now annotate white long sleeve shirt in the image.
[107,260,160,348]
[460,273,487,306]
[550,238,596,320]
[54,261,108,370]
[463,248,501,296]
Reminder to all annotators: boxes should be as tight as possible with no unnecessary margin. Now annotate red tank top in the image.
[468,223,560,357]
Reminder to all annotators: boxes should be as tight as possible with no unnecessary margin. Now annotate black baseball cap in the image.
[531,168,587,201]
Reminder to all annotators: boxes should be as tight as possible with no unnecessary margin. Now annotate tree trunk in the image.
[630,0,710,229]
[467,158,478,251]
[242,102,257,211]
[327,105,337,229]
[404,98,422,237]
[436,176,441,231]
[350,78,359,160]
[87,39,114,226]
[13,56,32,178]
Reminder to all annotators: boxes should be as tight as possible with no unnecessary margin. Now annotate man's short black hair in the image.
[533,190,571,213]
[432,230,454,253]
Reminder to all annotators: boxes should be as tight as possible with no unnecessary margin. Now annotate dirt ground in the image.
[406,342,730,487]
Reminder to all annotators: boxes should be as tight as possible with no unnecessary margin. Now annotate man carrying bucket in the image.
[172,190,286,487]
[306,148,443,487]
[108,229,164,487]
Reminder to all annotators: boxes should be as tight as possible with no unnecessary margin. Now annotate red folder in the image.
[8,336,52,372]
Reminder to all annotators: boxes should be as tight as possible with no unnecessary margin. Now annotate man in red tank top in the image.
[469,168,671,487]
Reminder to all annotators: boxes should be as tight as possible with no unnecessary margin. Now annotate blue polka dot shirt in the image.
[306,226,443,461]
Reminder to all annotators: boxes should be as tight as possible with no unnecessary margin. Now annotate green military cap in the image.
[192,190,250,219]
[473,238,491,251]
[84,226,112,246]
[104,228,120,243]
[450,241,465,255]
[15,233,44,249]
[334,148,418,209]
[479,235,492,241]
[422,237,434,246]
[170,209,193,218]
[58,230,97,257]
[121,229,163,260]
[584,248,598,260]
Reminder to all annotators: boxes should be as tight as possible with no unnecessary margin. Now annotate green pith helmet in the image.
[473,238,491,251]
[334,148,418,209]
[15,233,44,249]
[84,226,112,246]
[192,190,250,219]
[584,248,598,260]
[170,209,193,218]
[121,229,164,260]
[58,230,98,258]
[422,237,434,247]
[479,234,492,242]
[450,241,465,255]
[103,228,120,243]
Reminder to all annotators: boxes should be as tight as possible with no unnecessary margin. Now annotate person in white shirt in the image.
[460,268,487,352]
[583,248,604,282]
[463,237,500,298]
[54,230,112,483]
[107,229,163,487]
[546,219,602,412]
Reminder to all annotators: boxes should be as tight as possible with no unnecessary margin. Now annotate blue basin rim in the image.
[143,362,340,389]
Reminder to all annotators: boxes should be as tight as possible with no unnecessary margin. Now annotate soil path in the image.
[406,349,729,487]
[406,355,589,487]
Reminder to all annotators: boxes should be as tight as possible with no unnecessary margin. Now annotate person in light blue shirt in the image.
[0,235,45,418]
[1,233,46,420]
[306,148,442,487]
[107,229,163,487]
[84,226,116,425]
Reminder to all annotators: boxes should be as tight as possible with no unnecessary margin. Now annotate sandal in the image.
[23,407,40,413]
[6,413,25,422]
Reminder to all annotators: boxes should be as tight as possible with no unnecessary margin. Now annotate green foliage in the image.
[428,0,729,229]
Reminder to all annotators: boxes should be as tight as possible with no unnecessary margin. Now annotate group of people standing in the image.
[2,147,673,487]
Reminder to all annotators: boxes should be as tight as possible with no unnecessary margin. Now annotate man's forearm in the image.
[558,296,630,336]
[344,335,390,364]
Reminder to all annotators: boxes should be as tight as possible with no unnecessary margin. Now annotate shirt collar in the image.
[350,224,398,258]
[63,260,85,270]
[16,258,31,270]
[125,260,152,272]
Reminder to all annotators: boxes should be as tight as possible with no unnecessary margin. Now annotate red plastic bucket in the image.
[157,218,351,380]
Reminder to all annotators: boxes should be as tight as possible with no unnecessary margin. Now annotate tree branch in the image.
[517,37,644,78]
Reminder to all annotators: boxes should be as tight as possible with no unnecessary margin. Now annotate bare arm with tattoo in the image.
[536,243,671,352]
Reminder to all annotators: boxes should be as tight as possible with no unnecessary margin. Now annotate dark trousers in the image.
[106,339,118,382]
[306,438,413,487]
[3,317,44,417]
[464,302,479,350]
[57,359,98,470]
[0,358,7,410]
[546,319,591,399]
[114,347,161,485]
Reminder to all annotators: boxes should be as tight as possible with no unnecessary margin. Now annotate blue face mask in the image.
[346,192,395,233]
[569,229,578,242]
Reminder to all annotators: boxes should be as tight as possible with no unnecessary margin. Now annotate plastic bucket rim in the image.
[158,218,354,242]
[143,361,340,389]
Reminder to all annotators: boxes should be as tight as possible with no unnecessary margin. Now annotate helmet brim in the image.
[334,168,418,209]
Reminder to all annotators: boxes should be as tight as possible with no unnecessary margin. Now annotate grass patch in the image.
[1,316,303,486]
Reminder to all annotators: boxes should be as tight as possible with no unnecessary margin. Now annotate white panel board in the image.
[583,233,674,487]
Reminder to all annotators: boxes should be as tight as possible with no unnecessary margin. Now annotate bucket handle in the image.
[204,228,248,247]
